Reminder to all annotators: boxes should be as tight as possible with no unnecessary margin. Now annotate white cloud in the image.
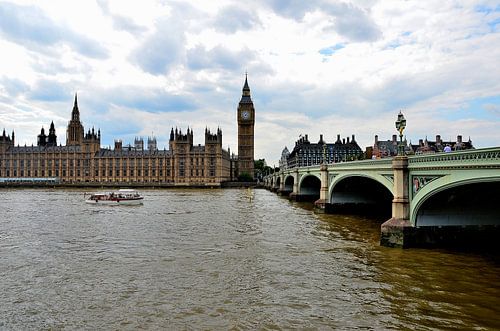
[0,0,498,167]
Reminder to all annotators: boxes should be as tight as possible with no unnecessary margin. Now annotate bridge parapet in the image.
[327,158,393,170]
[408,147,500,169]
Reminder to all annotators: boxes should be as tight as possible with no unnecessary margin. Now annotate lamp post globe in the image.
[395,111,406,156]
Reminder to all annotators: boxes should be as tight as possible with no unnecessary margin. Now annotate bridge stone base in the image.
[380,218,416,248]
[289,193,319,202]
[381,219,500,249]
[314,199,330,213]
[278,189,292,197]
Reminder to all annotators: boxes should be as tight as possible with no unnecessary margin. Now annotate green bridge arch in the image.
[410,171,500,225]
[329,173,394,200]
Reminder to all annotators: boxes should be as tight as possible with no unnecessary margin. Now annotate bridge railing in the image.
[408,147,500,168]
[326,158,393,170]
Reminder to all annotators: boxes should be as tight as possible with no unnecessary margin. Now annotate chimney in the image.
[457,135,462,143]
[419,139,423,146]
[343,138,345,144]
[337,134,341,143]
[392,135,397,143]
[352,134,355,142]
[319,134,324,144]
[375,135,378,144]
[347,137,350,143]
[305,134,308,141]
[436,135,441,144]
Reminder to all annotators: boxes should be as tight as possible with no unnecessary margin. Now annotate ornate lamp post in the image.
[395,111,406,156]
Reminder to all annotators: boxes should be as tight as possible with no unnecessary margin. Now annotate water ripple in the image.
[0,188,499,329]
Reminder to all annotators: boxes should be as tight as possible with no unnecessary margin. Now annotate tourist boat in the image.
[85,189,144,205]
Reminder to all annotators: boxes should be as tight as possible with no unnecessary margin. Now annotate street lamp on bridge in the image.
[395,111,406,156]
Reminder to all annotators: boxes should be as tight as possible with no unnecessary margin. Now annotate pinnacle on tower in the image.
[242,72,250,96]
[72,93,80,121]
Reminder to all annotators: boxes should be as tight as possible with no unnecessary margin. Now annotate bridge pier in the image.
[314,164,331,213]
[277,174,291,196]
[278,189,292,196]
[288,169,300,201]
[381,156,416,248]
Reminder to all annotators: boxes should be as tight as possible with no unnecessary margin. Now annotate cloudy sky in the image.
[0,0,499,165]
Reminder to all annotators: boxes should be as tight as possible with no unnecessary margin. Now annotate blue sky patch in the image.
[475,4,500,14]
[319,43,345,56]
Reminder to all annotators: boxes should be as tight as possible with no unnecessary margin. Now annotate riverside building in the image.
[0,94,232,186]
[284,133,363,169]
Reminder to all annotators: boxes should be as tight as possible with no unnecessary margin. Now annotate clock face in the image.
[241,111,250,120]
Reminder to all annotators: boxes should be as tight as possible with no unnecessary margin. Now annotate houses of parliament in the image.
[0,77,256,186]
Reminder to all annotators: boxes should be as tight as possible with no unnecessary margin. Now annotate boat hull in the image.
[85,198,143,205]
[85,189,144,205]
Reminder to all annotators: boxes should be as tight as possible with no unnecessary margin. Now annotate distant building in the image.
[372,134,399,158]
[372,134,474,158]
[286,133,363,168]
[410,135,473,154]
[279,146,290,170]
[0,94,231,186]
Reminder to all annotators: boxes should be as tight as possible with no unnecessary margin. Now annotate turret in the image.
[147,136,157,151]
[134,137,144,151]
[37,127,47,146]
[114,140,122,151]
[47,121,57,146]
[0,128,14,153]
[205,128,223,145]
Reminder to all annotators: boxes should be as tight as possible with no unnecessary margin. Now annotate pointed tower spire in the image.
[67,92,84,146]
[72,93,80,121]
[242,72,250,97]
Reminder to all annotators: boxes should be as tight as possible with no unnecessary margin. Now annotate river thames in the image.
[0,188,499,330]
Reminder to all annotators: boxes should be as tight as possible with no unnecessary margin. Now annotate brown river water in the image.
[0,188,499,330]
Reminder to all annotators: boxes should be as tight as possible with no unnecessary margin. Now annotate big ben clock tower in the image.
[237,74,255,178]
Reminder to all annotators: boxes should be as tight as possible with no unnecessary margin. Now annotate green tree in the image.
[254,159,272,180]
[238,172,253,182]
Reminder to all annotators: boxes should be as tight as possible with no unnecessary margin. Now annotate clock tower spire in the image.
[66,93,84,146]
[237,73,255,179]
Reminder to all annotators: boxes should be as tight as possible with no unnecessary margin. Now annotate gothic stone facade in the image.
[0,95,231,186]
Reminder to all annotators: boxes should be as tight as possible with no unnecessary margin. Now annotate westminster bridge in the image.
[263,147,500,248]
